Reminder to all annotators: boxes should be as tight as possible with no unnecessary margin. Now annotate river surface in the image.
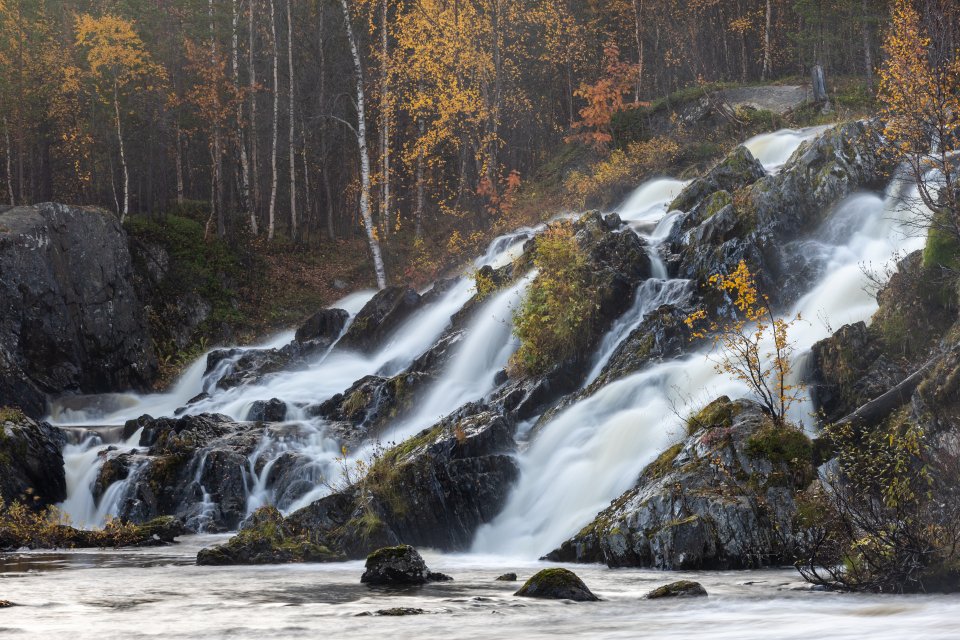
[1,537,957,639]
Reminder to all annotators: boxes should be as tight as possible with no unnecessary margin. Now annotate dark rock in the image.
[496,573,518,582]
[196,506,343,565]
[246,398,288,422]
[360,545,431,586]
[427,572,454,582]
[0,515,184,551]
[295,308,349,346]
[0,409,66,507]
[514,568,599,602]
[0,600,13,608]
[546,398,814,569]
[669,146,766,213]
[337,286,422,354]
[358,608,427,617]
[646,580,708,599]
[0,204,157,417]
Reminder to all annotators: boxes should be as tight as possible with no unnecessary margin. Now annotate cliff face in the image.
[0,203,157,417]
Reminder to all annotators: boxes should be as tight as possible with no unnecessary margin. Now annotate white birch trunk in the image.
[3,115,14,206]
[113,84,129,221]
[232,0,255,234]
[339,0,387,289]
[287,0,297,239]
[268,0,279,240]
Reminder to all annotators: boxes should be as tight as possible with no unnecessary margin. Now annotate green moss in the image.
[923,218,960,272]
[0,407,25,424]
[686,396,740,435]
[343,389,371,417]
[703,190,733,219]
[745,422,814,488]
[642,442,683,481]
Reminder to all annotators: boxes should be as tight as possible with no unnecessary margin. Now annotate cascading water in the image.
[51,125,924,553]
[473,150,926,558]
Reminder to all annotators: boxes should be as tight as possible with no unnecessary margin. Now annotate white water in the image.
[744,125,832,172]
[51,125,926,555]
[474,137,925,557]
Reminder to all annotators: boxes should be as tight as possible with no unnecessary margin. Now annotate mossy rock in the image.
[645,580,708,599]
[514,568,599,601]
[686,395,740,435]
[361,544,430,585]
[196,506,342,566]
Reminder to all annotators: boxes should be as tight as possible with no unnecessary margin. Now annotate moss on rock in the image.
[514,568,599,601]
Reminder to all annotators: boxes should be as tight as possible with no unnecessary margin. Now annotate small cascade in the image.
[743,125,832,172]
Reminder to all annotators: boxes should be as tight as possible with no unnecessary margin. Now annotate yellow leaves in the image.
[686,260,803,424]
[75,14,165,89]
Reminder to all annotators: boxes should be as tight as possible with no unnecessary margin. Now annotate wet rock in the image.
[360,545,431,586]
[0,600,13,608]
[646,580,708,599]
[206,347,302,391]
[669,145,766,213]
[0,204,157,417]
[357,608,427,617]
[547,398,814,569]
[0,409,66,507]
[196,506,342,565]
[246,398,288,422]
[427,572,454,582]
[514,568,599,602]
[496,573,518,582]
[0,515,184,552]
[337,286,422,354]
[294,308,349,346]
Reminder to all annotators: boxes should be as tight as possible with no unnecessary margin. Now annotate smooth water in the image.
[1,540,957,640]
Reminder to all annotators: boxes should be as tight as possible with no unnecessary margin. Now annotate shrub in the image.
[564,136,681,208]
[510,221,596,376]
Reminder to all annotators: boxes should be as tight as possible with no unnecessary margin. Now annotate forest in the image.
[2,0,957,289]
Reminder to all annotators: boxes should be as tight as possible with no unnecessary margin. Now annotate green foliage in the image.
[0,407,26,423]
[686,395,739,435]
[923,215,960,272]
[797,411,960,593]
[745,420,814,487]
[510,221,596,376]
[642,442,684,481]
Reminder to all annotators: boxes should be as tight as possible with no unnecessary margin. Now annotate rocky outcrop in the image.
[669,145,766,213]
[336,286,422,354]
[97,413,267,531]
[0,204,157,417]
[196,506,341,565]
[546,397,814,569]
[0,408,66,507]
[514,568,599,601]
[200,403,518,564]
[670,122,891,306]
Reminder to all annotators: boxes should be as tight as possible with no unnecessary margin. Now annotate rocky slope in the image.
[0,204,157,417]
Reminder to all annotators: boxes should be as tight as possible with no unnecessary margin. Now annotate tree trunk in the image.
[861,0,874,91]
[339,0,387,290]
[301,114,312,241]
[414,117,426,239]
[175,121,184,205]
[632,0,644,99]
[233,0,255,234]
[209,0,224,238]
[113,84,130,221]
[379,0,391,237]
[762,0,772,81]
[249,0,261,223]
[268,0,279,240]
[3,116,13,206]
[287,0,297,240]
[835,357,939,429]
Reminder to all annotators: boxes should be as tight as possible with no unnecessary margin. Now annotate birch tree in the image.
[268,0,279,239]
[339,0,387,289]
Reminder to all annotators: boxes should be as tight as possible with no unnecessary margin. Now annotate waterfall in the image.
[473,151,926,557]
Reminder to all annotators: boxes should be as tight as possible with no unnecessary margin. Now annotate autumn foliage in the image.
[685,260,801,424]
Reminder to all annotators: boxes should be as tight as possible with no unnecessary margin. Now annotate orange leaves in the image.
[567,41,646,150]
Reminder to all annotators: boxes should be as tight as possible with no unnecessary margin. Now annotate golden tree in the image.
[879,0,960,244]
[74,14,166,220]
[685,260,802,425]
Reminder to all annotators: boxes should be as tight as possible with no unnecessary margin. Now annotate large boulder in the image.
[546,397,814,569]
[669,145,766,213]
[0,204,157,417]
[336,286,422,354]
[514,568,599,602]
[646,580,708,599]
[0,408,66,507]
[360,545,433,586]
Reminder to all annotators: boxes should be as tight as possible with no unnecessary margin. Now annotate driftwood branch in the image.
[834,355,941,428]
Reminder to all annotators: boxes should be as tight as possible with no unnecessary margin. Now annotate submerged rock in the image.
[0,600,13,608]
[514,568,599,602]
[645,580,708,599]
[0,409,66,507]
[357,608,427,617]
[0,203,157,417]
[547,398,814,569]
[496,572,518,582]
[360,545,433,586]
